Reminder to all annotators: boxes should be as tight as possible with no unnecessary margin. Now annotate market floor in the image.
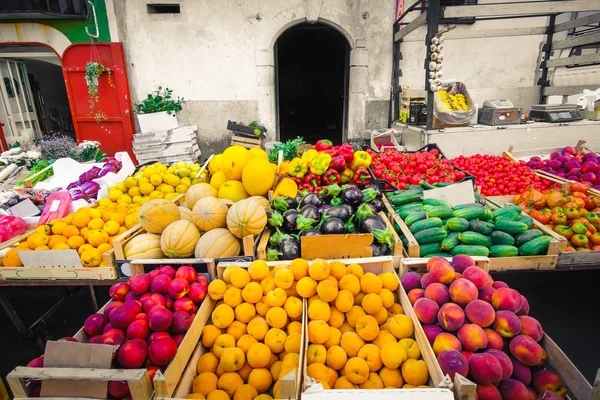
[0,270,598,392]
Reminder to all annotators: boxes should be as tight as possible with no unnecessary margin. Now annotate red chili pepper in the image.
[304,173,321,188]
[338,143,355,164]
[323,169,341,185]
[353,167,372,187]
[298,183,313,193]
[315,139,333,152]
[329,155,346,172]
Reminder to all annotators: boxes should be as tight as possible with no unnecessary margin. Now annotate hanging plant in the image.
[84,61,114,123]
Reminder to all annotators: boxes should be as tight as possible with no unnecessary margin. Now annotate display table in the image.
[394,120,600,159]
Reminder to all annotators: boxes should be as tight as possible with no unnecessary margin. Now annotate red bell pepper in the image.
[338,143,355,164]
[323,169,341,185]
[298,183,312,194]
[304,173,321,188]
[315,139,333,152]
[353,167,372,187]
[289,176,303,187]
[313,186,324,194]
[329,155,346,172]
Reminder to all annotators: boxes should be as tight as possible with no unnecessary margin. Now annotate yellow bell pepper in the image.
[273,178,298,198]
[350,150,372,170]
[310,153,332,175]
[301,149,318,167]
[277,161,289,176]
[287,157,308,178]
[340,168,354,184]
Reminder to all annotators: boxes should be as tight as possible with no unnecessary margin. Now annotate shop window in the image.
[147,3,181,14]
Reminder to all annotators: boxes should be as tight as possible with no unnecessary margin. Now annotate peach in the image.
[493,310,522,338]
[102,328,126,345]
[499,379,530,400]
[124,319,149,340]
[148,268,160,279]
[486,349,513,381]
[174,297,198,314]
[118,339,148,368]
[532,370,566,397]
[468,353,503,385]
[149,331,172,344]
[27,356,44,368]
[172,311,193,334]
[420,273,434,289]
[125,291,139,302]
[457,324,488,352]
[142,293,166,313]
[164,295,174,310]
[159,265,176,278]
[423,324,444,345]
[449,278,478,306]
[519,316,543,342]
[108,381,130,398]
[437,349,468,379]
[148,337,177,366]
[493,281,509,289]
[437,303,465,331]
[413,298,439,324]
[424,283,450,305]
[123,299,142,315]
[461,350,474,363]
[401,272,422,292]
[129,274,151,295]
[528,387,538,400]
[148,305,173,331]
[196,274,208,285]
[175,265,197,283]
[408,288,425,305]
[168,278,190,299]
[476,384,502,400]
[104,301,123,318]
[109,305,137,330]
[429,258,456,284]
[510,335,543,367]
[484,328,504,350]
[462,266,489,289]
[479,286,496,303]
[109,282,130,301]
[517,296,530,316]
[465,299,495,328]
[135,313,147,321]
[88,335,103,344]
[451,254,475,273]
[151,274,171,294]
[84,313,108,336]
[433,332,462,355]
[189,282,208,304]
[491,288,523,313]
[59,337,78,342]
[510,357,532,385]
[172,333,184,346]
[537,391,563,400]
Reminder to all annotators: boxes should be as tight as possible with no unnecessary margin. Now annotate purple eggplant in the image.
[343,185,363,206]
[318,204,332,215]
[299,229,321,237]
[300,205,320,221]
[283,209,299,232]
[371,242,390,256]
[300,193,323,208]
[360,215,394,247]
[325,206,351,222]
[370,198,384,213]
[279,238,300,260]
[320,217,346,235]
[340,203,354,216]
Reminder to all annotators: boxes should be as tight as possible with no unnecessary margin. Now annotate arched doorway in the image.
[276,23,350,145]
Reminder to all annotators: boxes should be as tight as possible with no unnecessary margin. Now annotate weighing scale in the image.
[529,104,583,123]
[478,99,522,126]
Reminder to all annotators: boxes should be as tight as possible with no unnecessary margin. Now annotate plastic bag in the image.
[0,215,27,242]
[38,191,72,226]
[433,81,476,125]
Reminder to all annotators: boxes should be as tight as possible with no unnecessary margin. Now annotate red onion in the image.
[548,159,562,170]
[564,160,580,171]
[568,168,581,177]
[581,172,596,183]
[581,161,599,173]
[549,151,561,160]
[562,146,576,156]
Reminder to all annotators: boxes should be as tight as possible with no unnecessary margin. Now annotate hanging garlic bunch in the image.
[428,34,444,92]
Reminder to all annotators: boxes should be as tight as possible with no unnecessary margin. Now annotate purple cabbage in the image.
[98,163,118,178]
[67,181,79,191]
[69,187,84,201]
[78,166,101,184]
[81,181,100,197]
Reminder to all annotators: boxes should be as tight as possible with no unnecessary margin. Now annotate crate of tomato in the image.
[368,144,474,191]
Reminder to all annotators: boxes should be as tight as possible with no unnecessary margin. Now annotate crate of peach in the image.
[7,263,212,399]
[399,255,593,400]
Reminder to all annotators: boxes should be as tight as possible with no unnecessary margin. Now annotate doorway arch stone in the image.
[0,23,71,57]
[255,1,369,141]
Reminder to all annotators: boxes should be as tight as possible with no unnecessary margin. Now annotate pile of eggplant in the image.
[265,184,396,260]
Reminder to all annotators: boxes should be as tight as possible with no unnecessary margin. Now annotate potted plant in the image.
[135,86,185,133]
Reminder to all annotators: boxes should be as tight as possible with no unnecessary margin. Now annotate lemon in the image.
[177,168,190,178]
[139,183,154,195]
[124,177,138,189]
[248,147,269,160]
[175,184,187,193]
[109,189,123,202]
[191,178,199,185]
[78,243,95,256]
[180,177,192,187]
[88,208,102,219]
[164,174,180,187]
[132,195,143,204]
[116,182,127,193]
[51,221,68,235]
[97,243,113,254]
[155,163,168,172]
[52,243,71,250]
[143,166,157,178]
[117,194,132,204]
[150,174,163,186]
[125,213,139,229]
[138,176,150,186]
[133,171,144,180]
[150,191,164,199]
[175,161,186,168]
[128,187,141,197]
[164,192,180,200]
[81,248,102,268]
[98,198,112,207]
[88,229,109,247]
[166,166,177,174]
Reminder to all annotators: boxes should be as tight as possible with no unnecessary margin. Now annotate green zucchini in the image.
[423,198,453,208]
[519,236,552,256]
[494,220,529,235]
[420,242,442,257]
[482,209,494,221]
[453,202,484,210]
[469,220,495,236]
[390,191,423,206]
[452,207,486,220]
[441,232,460,251]
[516,214,534,228]
[414,227,448,244]
[446,217,470,232]
[410,217,443,234]
[426,207,454,219]
[492,206,523,219]
[458,231,493,248]
[494,211,520,222]
[489,245,519,257]
[400,206,424,220]
[451,245,490,257]
[397,202,424,213]
[405,211,427,227]
[515,229,544,247]
[490,231,515,246]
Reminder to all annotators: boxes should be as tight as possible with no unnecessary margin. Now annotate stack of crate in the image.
[132,126,201,165]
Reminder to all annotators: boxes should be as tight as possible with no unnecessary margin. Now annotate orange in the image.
[287,321,302,334]
[197,352,220,374]
[26,233,49,249]
[192,372,218,397]
[233,384,257,400]
[236,334,258,355]
[340,332,364,358]
[103,220,120,236]
[202,325,223,348]
[379,288,395,309]
[96,243,112,255]
[389,314,414,339]
[328,306,345,328]
[334,376,358,389]
[264,328,287,353]
[360,272,382,294]
[230,268,251,289]
[266,307,288,329]
[109,211,127,226]
[296,276,317,298]
[355,315,380,341]
[308,320,330,344]
[326,345,347,370]
[361,293,383,315]
[62,225,80,239]
[235,303,256,323]
[208,280,227,300]
[402,359,429,386]
[379,272,399,291]
[48,235,68,248]
[67,235,85,249]
[338,274,360,296]
[381,342,407,369]
[400,338,421,360]
[71,212,91,229]
[241,282,262,304]
[248,260,269,281]
[88,218,105,230]
[283,296,302,319]
[265,288,287,307]
[223,287,243,308]
[329,261,347,280]
[51,243,71,250]
[185,394,205,399]
[308,299,330,322]
[284,332,301,353]
[220,348,246,372]
[316,279,338,302]
[359,372,384,389]
[248,368,272,393]
[247,342,272,368]
[346,263,364,279]
[344,357,369,384]
[289,258,309,280]
[212,305,235,329]
[373,330,397,349]
[226,321,247,341]
[274,268,294,289]
[87,229,109,247]
[217,372,243,397]
[34,245,50,251]
[247,317,269,341]
[51,221,68,235]
[380,366,404,388]
[346,306,366,328]
[357,343,382,372]
[308,259,330,281]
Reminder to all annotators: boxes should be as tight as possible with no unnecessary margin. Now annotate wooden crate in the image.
[7,367,153,400]
[231,133,263,149]
[370,129,403,152]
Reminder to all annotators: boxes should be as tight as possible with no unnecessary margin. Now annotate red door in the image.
[62,43,136,162]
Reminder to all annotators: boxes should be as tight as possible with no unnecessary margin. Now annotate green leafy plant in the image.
[85,61,114,123]
[135,86,185,114]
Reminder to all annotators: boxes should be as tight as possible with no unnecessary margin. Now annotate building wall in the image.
[109,0,396,154]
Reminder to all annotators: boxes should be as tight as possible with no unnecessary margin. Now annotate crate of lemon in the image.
[165,257,452,400]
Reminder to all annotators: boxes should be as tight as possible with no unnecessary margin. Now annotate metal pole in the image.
[425,0,441,129]
[538,14,556,104]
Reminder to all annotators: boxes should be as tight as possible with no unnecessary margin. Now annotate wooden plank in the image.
[552,31,600,50]
[557,250,600,267]
[545,52,600,68]
[391,212,420,257]
[442,0,600,18]
[242,234,255,257]
[543,334,592,400]
[445,26,547,40]
[543,84,597,96]
[256,228,271,261]
[0,266,117,280]
[554,11,600,32]
[394,12,428,41]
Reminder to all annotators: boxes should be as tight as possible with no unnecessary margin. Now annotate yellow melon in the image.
[226,198,267,238]
[192,197,228,232]
[124,233,165,259]
[160,220,201,258]
[139,199,180,234]
[185,183,218,208]
[194,228,241,258]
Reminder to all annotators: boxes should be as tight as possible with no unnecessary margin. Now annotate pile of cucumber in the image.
[387,187,553,258]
